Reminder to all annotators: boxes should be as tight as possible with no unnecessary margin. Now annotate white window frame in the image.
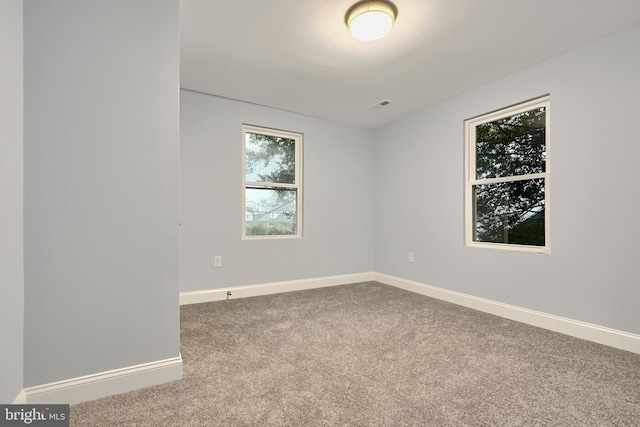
[464,96,550,253]
[242,124,303,239]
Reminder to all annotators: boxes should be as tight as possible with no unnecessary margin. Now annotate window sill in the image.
[466,241,550,254]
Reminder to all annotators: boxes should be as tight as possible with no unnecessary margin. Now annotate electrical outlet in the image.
[214,256,222,267]
[408,252,414,263]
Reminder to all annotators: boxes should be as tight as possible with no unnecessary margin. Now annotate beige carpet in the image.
[71,282,640,426]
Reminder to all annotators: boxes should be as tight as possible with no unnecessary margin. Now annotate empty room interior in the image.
[2,0,640,424]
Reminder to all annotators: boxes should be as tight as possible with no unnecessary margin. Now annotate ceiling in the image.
[180,0,640,129]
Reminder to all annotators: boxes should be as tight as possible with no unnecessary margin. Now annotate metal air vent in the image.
[369,99,394,110]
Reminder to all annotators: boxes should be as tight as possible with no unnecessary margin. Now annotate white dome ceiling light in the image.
[345,0,398,42]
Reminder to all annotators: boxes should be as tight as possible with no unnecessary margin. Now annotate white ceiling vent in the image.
[369,99,394,110]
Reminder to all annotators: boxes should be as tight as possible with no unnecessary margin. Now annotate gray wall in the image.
[180,90,374,291]
[23,0,180,386]
[0,0,24,403]
[374,23,640,334]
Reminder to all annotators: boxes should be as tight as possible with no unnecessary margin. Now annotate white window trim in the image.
[242,124,303,240]
[464,96,551,253]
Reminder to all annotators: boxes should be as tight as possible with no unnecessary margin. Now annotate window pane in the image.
[245,187,297,236]
[473,178,545,246]
[245,132,296,184]
[476,107,546,180]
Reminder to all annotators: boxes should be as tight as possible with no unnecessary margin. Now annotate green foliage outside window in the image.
[472,106,547,246]
[244,128,301,237]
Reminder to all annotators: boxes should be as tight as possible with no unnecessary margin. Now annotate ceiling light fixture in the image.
[345,0,398,42]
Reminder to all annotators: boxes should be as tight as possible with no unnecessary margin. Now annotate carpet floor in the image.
[71,282,640,426]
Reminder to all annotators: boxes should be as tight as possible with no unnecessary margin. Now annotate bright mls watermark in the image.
[0,405,69,426]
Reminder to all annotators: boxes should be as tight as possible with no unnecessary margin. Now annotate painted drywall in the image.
[180,90,374,292]
[0,0,24,403]
[23,0,180,387]
[373,23,640,335]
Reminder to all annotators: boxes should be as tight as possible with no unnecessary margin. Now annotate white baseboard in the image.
[180,272,375,305]
[180,271,640,354]
[12,390,26,404]
[375,273,640,354]
[23,355,183,405]
[15,272,638,406]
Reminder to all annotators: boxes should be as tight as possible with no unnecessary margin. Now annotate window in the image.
[465,96,550,252]
[242,125,302,238]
